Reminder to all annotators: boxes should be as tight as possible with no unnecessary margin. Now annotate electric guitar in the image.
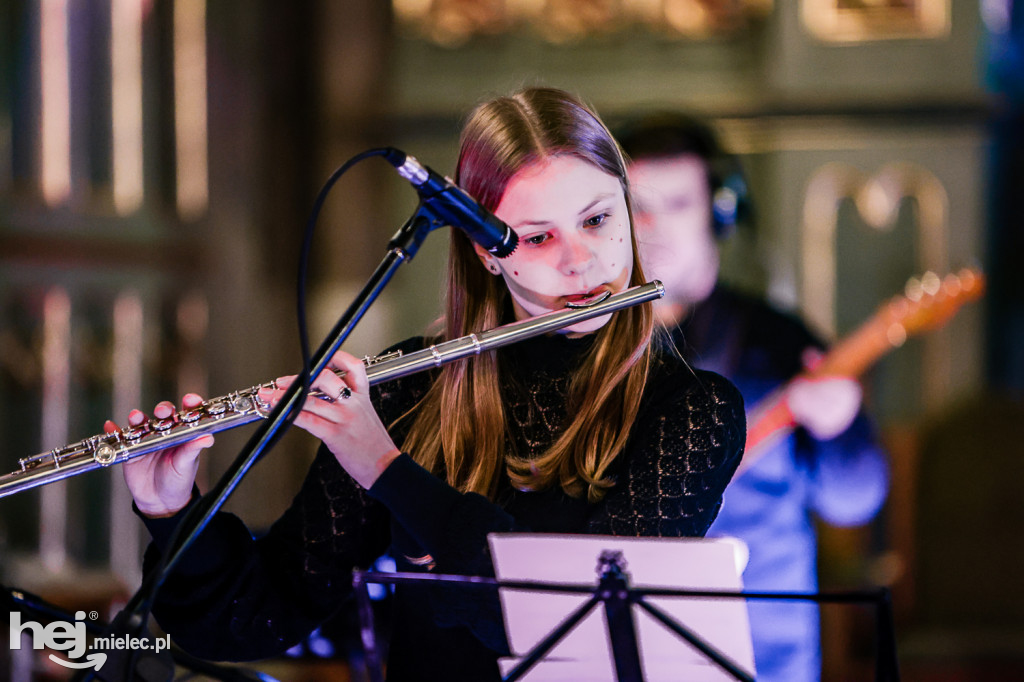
[737,268,985,476]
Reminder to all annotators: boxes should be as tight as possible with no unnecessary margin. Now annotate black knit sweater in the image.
[141,332,745,680]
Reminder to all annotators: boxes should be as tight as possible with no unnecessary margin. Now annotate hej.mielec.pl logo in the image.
[9,609,171,671]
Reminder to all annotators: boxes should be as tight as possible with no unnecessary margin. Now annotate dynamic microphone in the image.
[384,148,518,258]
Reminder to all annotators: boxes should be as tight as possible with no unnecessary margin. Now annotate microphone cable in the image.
[104,148,395,682]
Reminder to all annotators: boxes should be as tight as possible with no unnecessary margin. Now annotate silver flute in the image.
[0,281,663,499]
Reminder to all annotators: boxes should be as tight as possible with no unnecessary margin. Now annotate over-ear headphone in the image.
[615,112,750,239]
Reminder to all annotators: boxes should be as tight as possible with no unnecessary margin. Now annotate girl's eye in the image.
[523,233,550,246]
[584,213,610,228]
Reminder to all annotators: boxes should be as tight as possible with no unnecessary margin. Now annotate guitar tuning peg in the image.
[958,268,984,295]
[920,271,941,297]
[942,273,963,297]
[905,276,923,302]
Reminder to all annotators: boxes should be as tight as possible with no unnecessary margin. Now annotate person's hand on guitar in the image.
[742,268,984,466]
[785,348,863,441]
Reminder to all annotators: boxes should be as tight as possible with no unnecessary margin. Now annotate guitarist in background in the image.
[618,113,890,682]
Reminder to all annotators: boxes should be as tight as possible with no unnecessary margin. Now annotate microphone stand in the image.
[83,203,446,681]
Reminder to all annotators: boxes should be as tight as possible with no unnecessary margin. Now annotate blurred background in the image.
[0,0,1022,680]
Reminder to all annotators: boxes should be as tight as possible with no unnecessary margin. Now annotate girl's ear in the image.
[473,242,502,275]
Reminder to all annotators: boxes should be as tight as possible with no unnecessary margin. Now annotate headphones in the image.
[616,112,751,239]
[709,155,749,239]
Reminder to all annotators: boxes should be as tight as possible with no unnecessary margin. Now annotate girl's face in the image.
[478,155,634,334]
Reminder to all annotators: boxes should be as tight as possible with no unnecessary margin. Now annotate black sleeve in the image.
[363,337,525,579]
[368,453,523,576]
[586,368,746,537]
[142,450,391,661]
[367,454,522,654]
[138,338,436,662]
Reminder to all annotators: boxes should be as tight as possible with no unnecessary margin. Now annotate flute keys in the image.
[152,418,175,432]
[253,394,271,416]
[123,425,148,442]
[365,350,403,366]
[231,395,253,412]
[94,444,117,466]
[181,409,203,425]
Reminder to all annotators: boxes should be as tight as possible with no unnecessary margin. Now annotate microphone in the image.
[384,149,518,258]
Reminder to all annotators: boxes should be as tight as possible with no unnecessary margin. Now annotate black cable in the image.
[295,148,394,396]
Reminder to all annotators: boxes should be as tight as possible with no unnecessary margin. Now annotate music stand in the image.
[489,534,756,682]
[351,534,901,682]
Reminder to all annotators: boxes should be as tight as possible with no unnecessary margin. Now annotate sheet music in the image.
[488,533,756,681]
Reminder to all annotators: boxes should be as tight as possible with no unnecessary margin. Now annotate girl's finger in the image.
[153,400,176,419]
[257,375,342,407]
[273,374,297,390]
[309,372,348,403]
[330,352,369,395]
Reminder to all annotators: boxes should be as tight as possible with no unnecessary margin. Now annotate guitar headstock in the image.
[879,268,986,345]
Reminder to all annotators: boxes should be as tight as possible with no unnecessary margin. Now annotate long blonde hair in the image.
[400,87,655,503]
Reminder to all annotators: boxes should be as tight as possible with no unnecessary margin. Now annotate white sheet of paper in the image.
[488,533,756,682]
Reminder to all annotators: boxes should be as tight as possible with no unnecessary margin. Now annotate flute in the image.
[0,281,663,499]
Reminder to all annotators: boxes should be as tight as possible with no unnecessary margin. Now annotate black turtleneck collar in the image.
[497,329,598,375]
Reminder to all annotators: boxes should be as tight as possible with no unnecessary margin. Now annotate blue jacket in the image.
[673,286,889,682]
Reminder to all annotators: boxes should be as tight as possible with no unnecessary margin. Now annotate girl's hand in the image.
[109,393,213,518]
[258,352,400,489]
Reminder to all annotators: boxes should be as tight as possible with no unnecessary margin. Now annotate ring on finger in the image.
[338,386,352,401]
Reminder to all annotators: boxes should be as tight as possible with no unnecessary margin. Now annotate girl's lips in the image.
[564,286,612,308]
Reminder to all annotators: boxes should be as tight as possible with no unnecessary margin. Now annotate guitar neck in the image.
[736,318,891,475]
[736,268,983,477]
[811,313,901,378]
